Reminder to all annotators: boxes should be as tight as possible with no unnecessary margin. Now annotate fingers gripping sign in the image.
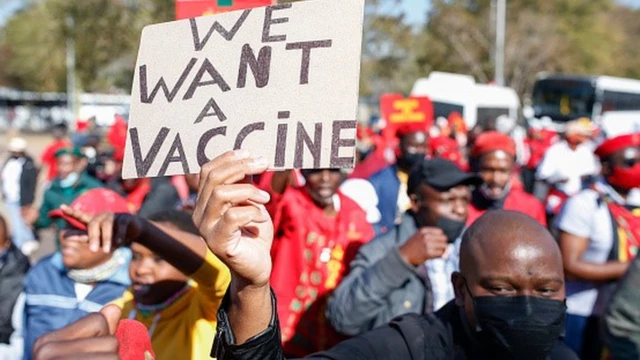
[193,150,273,288]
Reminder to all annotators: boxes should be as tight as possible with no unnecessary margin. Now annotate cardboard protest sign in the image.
[123,0,365,179]
[379,93,434,140]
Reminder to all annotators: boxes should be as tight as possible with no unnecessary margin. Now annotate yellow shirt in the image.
[113,249,231,360]
[396,170,411,213]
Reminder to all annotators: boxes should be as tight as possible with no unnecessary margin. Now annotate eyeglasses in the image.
[622,157,640,168]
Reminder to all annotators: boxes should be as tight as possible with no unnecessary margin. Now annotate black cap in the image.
[407,157,482,194]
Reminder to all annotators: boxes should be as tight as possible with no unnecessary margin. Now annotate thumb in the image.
[99,304,122,335]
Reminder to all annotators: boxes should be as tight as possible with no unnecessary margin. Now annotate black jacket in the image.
[212,291,578,360]
[0,243,29,344]
[1,155,38,206]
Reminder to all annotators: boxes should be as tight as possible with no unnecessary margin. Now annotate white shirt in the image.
[536,141,599,196]
[425,237,461,311]
[1,158,23,203]
[555,184,640,317]
[74,283,94,302]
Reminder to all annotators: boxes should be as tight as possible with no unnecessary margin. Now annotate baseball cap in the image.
[49,188,130,230]
[408,157,482,194]
[54,147,85,158]
[8,137,27,152]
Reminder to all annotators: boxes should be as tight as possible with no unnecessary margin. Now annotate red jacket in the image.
[269,187,374,356]
[40,140,71,181]
[467,188,547,227]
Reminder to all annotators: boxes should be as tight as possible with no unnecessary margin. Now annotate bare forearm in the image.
[136,219,206,275]
[228,281,272,344]
[566,261,629,282]
[270,170,292,195]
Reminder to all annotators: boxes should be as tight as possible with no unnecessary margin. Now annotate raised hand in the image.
[398,227,449,266]
[192,150,272,289]
[60,205,145,253]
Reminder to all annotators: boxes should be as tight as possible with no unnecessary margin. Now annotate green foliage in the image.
[0,0,174,92]
[1,0,639,98]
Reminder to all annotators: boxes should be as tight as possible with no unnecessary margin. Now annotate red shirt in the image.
[40,139,71,181]
[269,187,374,356]
[467,188,547,227]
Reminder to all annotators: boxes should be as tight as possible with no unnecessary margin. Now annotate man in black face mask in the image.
[327,157,480,336]
[367,127,428,236]
[34,154,577,360]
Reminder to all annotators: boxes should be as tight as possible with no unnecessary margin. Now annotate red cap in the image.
[595,133,640,159]
[115,319,156,360]
[48,188,130,230]
[471,131,516,158]
[396,123,429,138]
[430,136,458,155]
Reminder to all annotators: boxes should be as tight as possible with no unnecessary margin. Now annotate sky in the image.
[400,0,640,26]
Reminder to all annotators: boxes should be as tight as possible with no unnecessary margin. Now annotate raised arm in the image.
[60,206,207,277]
[192,150,274,344]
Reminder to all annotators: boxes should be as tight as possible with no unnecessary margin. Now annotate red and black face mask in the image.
[608,162,640,190]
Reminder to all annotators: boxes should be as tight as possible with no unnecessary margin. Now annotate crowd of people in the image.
[0,111,639,360]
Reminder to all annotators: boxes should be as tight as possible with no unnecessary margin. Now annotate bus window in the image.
[532,79,595,122]
[476,107,510,128]
[601,90,640,112]
[432,101,464,119]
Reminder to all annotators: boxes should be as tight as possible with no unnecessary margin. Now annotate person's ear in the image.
[452,272,466,307]
[601,160,612,177]
[410,193,420,213]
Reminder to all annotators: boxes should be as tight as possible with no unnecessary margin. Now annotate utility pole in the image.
[495,0,505,86]
[65,15,76,125]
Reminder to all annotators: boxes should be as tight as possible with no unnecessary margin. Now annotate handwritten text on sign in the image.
[122,0,365,179]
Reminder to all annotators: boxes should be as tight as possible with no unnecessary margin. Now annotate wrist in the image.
[398,245,418,266]
[230,277,271,298]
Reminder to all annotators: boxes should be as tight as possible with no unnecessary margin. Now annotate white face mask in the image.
[59,172,79,188]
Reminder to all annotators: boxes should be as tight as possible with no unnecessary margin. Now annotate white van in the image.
[411,72,520,129]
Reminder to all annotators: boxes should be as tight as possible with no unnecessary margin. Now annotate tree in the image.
[423,0,630,97]
[0,0,174,93]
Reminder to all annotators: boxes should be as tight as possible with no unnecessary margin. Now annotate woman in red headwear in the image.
[556,133,640,359]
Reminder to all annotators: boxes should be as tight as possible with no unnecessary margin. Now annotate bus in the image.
[411,72,520,129]
[530,73,640,129]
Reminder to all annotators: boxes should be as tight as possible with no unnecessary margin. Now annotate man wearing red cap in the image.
[15,189,132,360]
[468,131,546,226]
[555,133,640,359]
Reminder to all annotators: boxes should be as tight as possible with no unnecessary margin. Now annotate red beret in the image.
[595,133,640,159]
[471,131,516,158]
[396,122,429,138]
[430,136,458,154]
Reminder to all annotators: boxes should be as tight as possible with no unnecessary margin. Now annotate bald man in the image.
[186,154,576,359]
[35,153,578,360]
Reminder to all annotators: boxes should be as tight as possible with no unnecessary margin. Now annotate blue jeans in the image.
[5,201,35,249]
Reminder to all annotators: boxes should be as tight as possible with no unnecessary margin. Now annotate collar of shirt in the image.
[595,180,640,207]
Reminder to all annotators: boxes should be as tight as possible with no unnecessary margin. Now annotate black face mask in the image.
[397,152,425,171]
[470,293,566,360]
[435,216,466,243]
